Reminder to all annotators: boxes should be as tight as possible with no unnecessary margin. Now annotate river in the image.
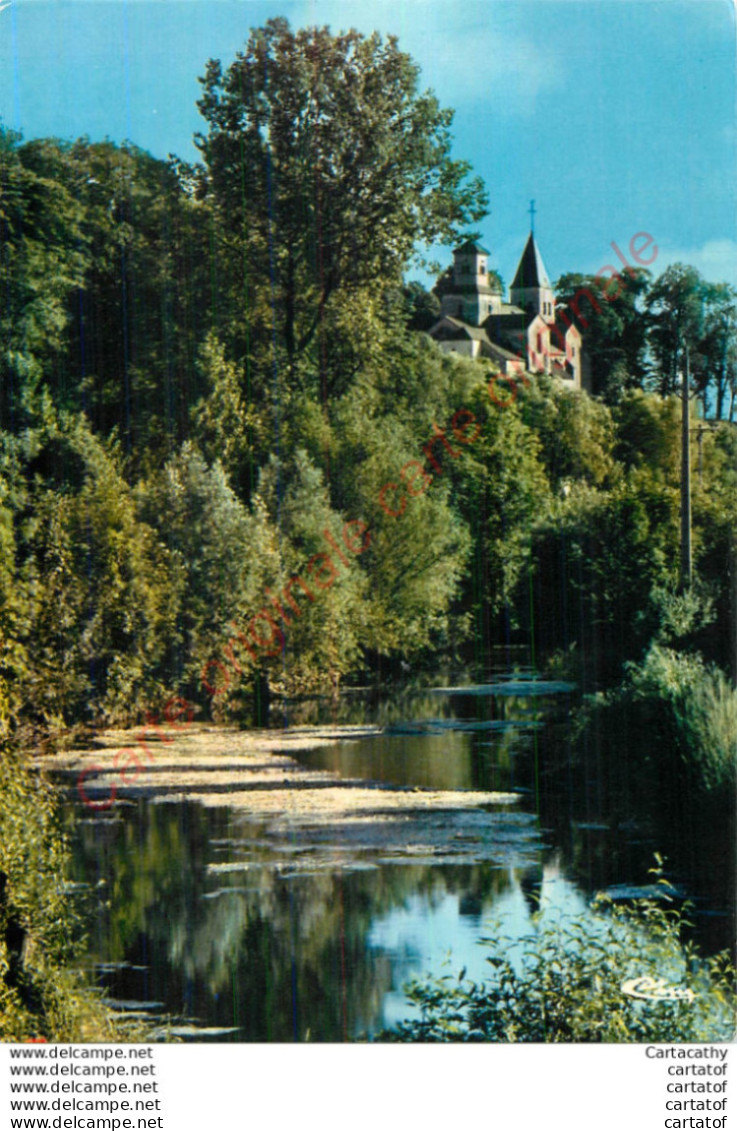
[53,664,734,1042]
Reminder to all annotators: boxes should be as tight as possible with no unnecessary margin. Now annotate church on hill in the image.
[428,227,587,391]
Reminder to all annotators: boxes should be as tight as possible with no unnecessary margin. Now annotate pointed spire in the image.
[511,233,551,292]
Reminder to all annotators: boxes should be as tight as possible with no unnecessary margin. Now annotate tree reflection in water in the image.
[63,677,734,1041]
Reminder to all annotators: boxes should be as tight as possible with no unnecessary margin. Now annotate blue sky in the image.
[1,0,735,289]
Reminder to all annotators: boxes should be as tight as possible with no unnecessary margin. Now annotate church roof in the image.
[511,233,552,291]
[429,316,490,343]
[454,240,491,256]
[484,309,532,334]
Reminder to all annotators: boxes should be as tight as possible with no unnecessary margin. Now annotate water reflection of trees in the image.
[295,703,542,793]
[274,662,542,731]
[71,804,517,1040]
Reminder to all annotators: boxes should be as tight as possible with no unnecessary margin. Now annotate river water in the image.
[59,668,734,1041]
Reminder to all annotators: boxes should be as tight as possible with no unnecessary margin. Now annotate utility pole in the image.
[731,527,737,688]
[680,344,692,589]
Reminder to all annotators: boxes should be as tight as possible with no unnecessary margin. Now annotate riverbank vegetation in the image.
[583,644,737,800]
[0,739,116,1041]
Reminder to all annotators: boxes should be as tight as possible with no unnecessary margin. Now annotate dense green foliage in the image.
[0,18,734,733]
[382,881,736,1042]
[556,268,651,400]
[556,263,737,415]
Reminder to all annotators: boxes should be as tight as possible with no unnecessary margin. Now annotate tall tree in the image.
[646,264,705,397]
[555,269,651,400]
[194,18,488,393]
[0,130,87,431]
[695,283,737,420]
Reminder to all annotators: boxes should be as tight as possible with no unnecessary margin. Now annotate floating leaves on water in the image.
[201,887,252,900]
[95,961,148,973]
[384,718,543,736]
[206,862,251,874]
[105,999,165,1012]
[428,681,576,696]
[602,884,686,901]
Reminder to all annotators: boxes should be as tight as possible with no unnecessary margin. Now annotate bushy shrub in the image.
[623,645,736,795]
[646,582,717,650]
[571,644,736,811]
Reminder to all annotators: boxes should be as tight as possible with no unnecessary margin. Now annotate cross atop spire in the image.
[528,199,536,234]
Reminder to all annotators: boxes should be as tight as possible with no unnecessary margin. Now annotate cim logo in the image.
[620,975,695,1003]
